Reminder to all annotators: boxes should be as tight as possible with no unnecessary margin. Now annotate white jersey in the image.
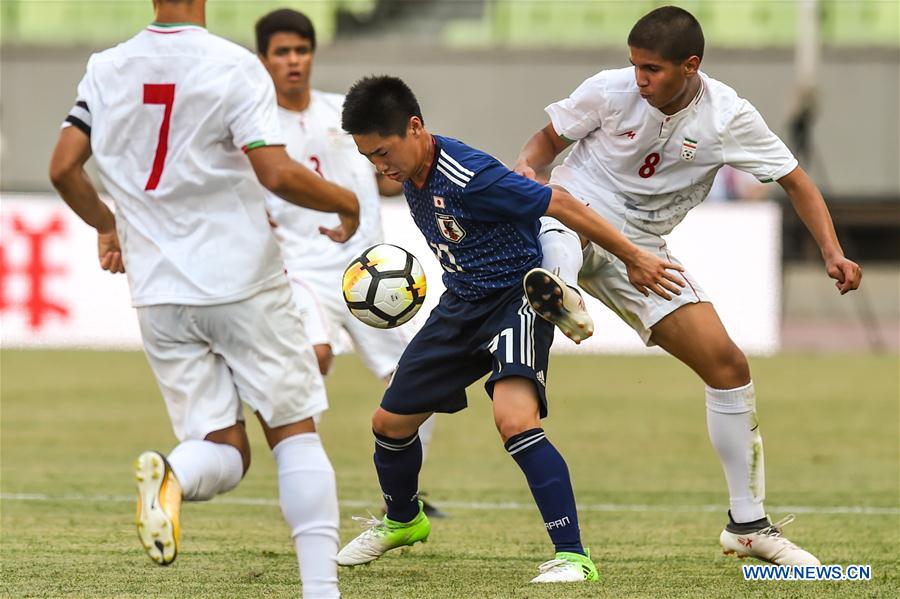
[64,23,286,307]
[266,90,383,274]
[546,68,797,235]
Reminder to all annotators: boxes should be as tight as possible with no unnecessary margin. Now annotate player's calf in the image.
[524,268,594,343]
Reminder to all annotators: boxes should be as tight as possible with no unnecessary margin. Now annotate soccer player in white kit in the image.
[48,1,358,597]
[254,9,446,517]
[515,6,862,566]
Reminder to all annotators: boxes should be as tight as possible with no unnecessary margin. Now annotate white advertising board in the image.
[1,194,780,354]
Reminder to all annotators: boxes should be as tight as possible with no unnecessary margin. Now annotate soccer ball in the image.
[342,244,427,329]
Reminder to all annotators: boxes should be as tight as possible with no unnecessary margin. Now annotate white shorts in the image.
[548,166,709,345]
[136,281,328,441]
[287,270,411,379]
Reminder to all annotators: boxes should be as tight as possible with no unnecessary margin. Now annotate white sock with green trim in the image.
[706,381,766,523]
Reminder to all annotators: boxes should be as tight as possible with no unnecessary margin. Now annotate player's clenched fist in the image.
[826,255,862,295]
[97,229,125,274]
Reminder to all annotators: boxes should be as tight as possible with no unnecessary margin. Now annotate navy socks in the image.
[373,430,423,523]
[505,428,584,555]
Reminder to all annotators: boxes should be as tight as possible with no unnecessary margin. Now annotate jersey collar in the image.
[411,135,440,190]
[646,73,706,124]
[146,22,207,34]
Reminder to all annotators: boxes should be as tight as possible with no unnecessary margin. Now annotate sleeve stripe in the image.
[64,115,91,136]
[436,163,468,188]
[75,100,89,111]
[68,105,91,125]
[438,149,475,176]
[241,140,269,153]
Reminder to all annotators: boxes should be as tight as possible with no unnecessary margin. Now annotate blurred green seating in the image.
[1,0,897,48]
[0,0,340,47]
[821,0,900,46]
[337,0,377,18]
[444,0,899,48]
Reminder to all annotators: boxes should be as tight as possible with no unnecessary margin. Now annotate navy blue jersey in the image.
[402,135,552,300]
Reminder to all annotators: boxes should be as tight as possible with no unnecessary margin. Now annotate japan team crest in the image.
[681,137,698,161]
[435,214,466,243]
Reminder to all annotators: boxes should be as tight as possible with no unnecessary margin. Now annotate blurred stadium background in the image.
[1,0,898,351]
[1,1,898,597]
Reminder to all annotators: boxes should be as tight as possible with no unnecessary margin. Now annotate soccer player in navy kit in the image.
[336,76,685,583]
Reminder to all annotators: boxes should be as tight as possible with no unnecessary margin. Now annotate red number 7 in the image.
[143,83,175,191]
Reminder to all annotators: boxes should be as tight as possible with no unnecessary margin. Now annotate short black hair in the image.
[628,6,704,63]
[342,76,424,137]
[255,9,316,55]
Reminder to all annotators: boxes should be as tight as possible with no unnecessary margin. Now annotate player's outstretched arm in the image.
[247,145,360,242]
[777,166,862,294]
[49,126,124,274]
[514,123,573,181]
[545,189,685,299]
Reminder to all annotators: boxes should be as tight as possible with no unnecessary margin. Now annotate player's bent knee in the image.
[205,424,252,475]
[493,408,541,443]
[371,407,420,439]
[710,343,751,388]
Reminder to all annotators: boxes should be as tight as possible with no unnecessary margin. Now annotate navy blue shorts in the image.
[381,285,554,417]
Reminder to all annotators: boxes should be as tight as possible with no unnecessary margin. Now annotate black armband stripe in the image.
[65,115,91,136]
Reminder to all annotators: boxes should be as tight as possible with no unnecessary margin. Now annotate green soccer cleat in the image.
[337,501,430,566]
[530,549,599,583]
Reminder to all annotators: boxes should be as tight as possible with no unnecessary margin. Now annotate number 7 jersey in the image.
[63,23,286,307]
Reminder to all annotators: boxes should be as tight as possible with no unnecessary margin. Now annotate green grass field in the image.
[2,350,898,598]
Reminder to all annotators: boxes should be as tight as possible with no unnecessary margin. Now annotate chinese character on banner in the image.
[1,195,141,348]
[0,212,70,330]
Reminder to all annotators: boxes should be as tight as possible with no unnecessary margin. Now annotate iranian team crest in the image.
[435,214,466,243]
[681,137,698,161]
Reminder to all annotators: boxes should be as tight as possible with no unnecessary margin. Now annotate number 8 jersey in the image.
[63,23,286,307]
[545,67,798,236]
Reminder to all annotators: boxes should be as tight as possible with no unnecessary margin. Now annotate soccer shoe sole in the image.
[524,268,594,343]
[134,451,178,566]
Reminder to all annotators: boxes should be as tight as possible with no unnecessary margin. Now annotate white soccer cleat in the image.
[134,450,182,566]
[337,504,430,567]
[530,550,599,583]
[523,268,594,343]
[720,514,820,565]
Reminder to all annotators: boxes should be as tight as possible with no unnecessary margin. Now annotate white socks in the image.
[418,414,437,463]
[539,223,583,287]
[273,433,340,599]
[706,382,766,523]
[167,439,243,501]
